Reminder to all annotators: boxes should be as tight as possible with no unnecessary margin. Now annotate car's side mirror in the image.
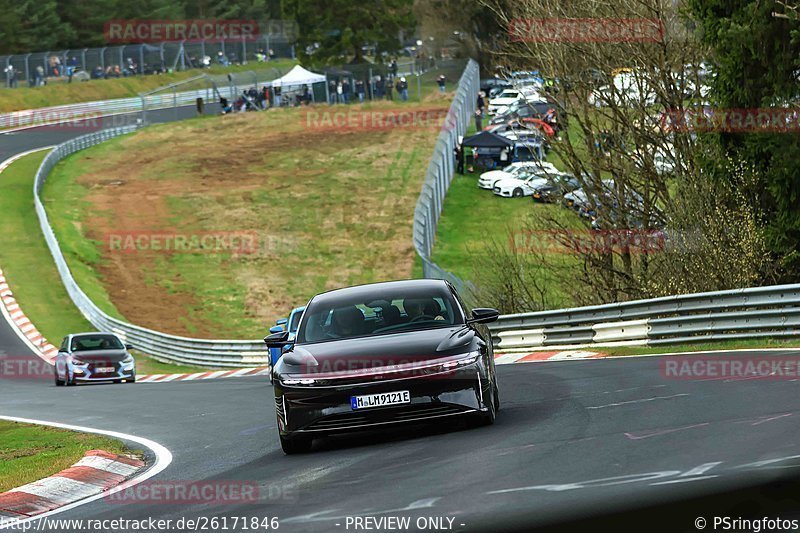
[264,330,291,348]
[467,308,500,324]
[269,325,284,334]
[276,318,288,327]
[125,344,133,351]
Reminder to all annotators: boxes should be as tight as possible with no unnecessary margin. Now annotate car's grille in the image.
[303,403,470,432]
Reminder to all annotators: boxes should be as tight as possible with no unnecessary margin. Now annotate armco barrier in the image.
[33,126,268,367]
[488,284,800,352]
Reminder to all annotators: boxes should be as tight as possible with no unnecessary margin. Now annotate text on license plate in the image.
[95,367,114,373]
[351,390,411,410]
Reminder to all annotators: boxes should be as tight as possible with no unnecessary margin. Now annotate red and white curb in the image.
[494,350,607,364]
[0,450,145,519]
[137,366,269,383]
[0,269,57,364]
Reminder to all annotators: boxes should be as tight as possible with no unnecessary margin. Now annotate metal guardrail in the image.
[489,284,800,351]
[33,127,268,368]
[412,59,479,291]
[0,72,277,130]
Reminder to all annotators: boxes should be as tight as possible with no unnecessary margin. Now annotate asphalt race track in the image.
[4,114,800,532]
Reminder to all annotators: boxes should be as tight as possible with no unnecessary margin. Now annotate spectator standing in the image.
[342,79,351,104]
[355,79,365,103]
[389,59,398,80]
[455,143,465,174]
[336,81,343,103]
[475,109,483,131]
[328,80,337,104]
[375,76,385,99]
[5,65,16,88]
[386,78,394,100]
[477,91,486,113]
[397,77,409,101]
[437,75,446,93]
[35,65,45,86]
[274,85,282,107]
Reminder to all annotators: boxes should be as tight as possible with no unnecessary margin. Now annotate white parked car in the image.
[588,72,656,107]
[478,161,558,190]
[488,89,525,115]
[493,174,551,198]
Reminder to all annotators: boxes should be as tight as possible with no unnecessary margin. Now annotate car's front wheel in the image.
[513,188,524,198]
[280,435,313,455]
[54,370,64,387]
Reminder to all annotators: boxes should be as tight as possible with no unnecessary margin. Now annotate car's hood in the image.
[489,97,518,105]
[70,350,129,363]
[282,326,478,376]
[480,170,512,181]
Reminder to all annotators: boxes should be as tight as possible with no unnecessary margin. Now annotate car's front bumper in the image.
[275,364,489,436]
[71,361,135,382]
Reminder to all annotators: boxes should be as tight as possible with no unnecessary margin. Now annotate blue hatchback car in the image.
[268,306,305,381]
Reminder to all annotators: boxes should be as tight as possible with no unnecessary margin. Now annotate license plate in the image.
[351,390,411,410]
[95,367,114,373]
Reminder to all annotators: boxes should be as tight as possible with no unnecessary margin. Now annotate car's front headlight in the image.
[122,355,134,364]
[442,352,481,370]
[71,358,87,365]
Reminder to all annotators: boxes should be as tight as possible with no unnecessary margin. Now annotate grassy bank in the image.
[0,151,210,374]
[0,420,135,493]
[42,73,453,338]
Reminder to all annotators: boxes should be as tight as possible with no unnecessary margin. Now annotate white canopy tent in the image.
[270,65,327,87]
[268,65,328,104]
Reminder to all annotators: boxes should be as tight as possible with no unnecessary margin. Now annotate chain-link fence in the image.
[0,36,295,88]
[413,59,480,293]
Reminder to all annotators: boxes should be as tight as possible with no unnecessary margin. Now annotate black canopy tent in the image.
[461,131,514,149]
[461,131,514,170]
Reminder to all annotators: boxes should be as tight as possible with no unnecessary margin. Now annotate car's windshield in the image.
[70,334,124,351]
[297,286,462,344]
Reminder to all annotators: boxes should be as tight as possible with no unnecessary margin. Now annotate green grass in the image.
[41,83,451,338]
[0,420,136,493]
[431,168,584,309]
[0,61,296,114]
[0,151,211,372]
[0,150,96,341]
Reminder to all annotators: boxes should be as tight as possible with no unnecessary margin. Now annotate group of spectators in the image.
[327,74,414,104]
[221,83,314,113]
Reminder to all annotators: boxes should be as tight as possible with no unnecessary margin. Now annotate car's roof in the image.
[311,279,450,306]
[70,332,121,338]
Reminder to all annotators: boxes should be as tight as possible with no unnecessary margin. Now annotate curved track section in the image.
[3,111,800,531]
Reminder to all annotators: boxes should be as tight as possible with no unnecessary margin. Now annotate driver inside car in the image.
[404,298,445,321]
